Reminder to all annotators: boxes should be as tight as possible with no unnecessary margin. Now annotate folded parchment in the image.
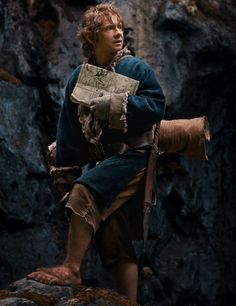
[71,63,139,106]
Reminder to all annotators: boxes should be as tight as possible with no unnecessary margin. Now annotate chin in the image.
[115,45,123,51]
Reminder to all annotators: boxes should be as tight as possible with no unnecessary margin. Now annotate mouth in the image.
[114,40,123,44]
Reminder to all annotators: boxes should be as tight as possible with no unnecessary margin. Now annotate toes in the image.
[27,272,38,280]
[27,271,58,284]
[26,267,82,286]
[27,271,41,281]
[46,276,61,285]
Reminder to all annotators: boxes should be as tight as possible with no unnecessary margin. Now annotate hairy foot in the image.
[27,265,81,286]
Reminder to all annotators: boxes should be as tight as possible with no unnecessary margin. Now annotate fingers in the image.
[90,94,110,106]
[98,91,105,97]
[90,97,103,106]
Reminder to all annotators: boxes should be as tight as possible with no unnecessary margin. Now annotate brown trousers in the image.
[65,170,145,269]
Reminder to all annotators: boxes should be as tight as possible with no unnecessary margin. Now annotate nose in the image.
[114,26,123,37]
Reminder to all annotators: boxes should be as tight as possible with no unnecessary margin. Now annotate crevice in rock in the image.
[0,210,32,233]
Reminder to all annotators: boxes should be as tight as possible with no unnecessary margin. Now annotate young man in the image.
[27,3,165,303]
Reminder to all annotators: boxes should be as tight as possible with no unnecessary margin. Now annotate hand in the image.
[51,166,81,195]
[90,93,111,121]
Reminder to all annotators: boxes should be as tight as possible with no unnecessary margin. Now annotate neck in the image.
[94,51,117,68]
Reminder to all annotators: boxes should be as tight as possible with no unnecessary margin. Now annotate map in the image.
[71,63,139,106]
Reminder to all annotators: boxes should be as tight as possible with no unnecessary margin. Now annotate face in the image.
[93,14,124,58]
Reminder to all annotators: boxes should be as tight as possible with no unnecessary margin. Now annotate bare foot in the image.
[27,265,81,286]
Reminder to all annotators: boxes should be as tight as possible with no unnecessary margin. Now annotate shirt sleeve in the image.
[115,57,165,134]
[56,67,90,167]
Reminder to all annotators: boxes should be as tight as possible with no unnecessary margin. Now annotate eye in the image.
[101,23,123,32]
[106,24,115,31]
[101,24,114,31]
[118,22,123,29]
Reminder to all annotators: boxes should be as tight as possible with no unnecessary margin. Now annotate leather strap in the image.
[143,123,160,246]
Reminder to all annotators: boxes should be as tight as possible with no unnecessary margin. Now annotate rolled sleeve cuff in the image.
[109,92,128,132]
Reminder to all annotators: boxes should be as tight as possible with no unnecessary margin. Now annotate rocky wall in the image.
[0,0,236,305]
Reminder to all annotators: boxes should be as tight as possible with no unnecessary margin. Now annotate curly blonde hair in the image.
[78,3,124,59]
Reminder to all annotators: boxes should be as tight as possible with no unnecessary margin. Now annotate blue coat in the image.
[56,56,165,207]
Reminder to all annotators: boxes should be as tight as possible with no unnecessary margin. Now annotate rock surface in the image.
[0,278,137,306]
[0,0,236,305]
